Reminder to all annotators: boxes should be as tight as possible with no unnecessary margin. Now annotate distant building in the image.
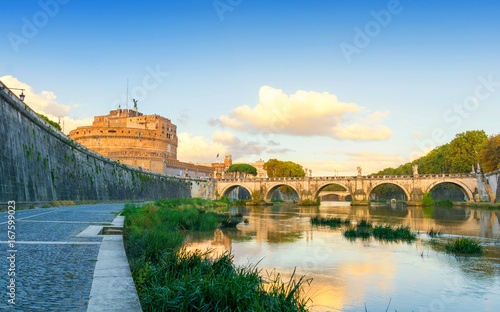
[69,107,212,178]
[198,154,268,179]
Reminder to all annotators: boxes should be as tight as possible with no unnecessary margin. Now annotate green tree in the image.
[263,159,305,178]
[263,159,305,199]
[448,130,487,173]
[373,130,488,175]
[226,164,257,178]
[478,134,500,173]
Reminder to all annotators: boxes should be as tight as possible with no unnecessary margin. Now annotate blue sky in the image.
[2,0,499,175]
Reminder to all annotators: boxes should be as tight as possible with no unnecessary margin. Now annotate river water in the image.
[185,202,500,311]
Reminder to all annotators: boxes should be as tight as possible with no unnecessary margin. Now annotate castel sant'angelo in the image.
[69,104,212,177]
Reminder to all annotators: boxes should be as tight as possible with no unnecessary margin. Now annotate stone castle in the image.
[69,107,212,177]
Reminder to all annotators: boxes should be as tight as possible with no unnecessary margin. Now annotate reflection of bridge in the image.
[318,191,351,201]
[217,173,479,205]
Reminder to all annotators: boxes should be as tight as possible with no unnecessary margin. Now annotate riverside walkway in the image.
[0,203,138,311]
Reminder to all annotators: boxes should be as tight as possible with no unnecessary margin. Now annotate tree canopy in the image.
[478,134,500,172]
[263,159,306,177]
[374,130,488,175]
[226,164,257,177]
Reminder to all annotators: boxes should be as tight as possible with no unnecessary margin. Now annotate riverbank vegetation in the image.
[445,237,483,254]
[123,199,311,311]
[374,130,493,175]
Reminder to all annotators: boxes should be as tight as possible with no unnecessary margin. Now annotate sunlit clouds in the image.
[210,86,393,141]
[178,131,266,163]
[0,75,92,134]
[302,151,408,176]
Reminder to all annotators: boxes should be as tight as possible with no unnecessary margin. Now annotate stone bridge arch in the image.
[367,181,412,201]
[313,181,352,201]
[424,180,474,201]
[264,182,300,202]
[220,184,253,199]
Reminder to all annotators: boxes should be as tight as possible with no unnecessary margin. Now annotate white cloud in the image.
[211,86,393,141]
[178,132,226,163]
[411,131,431,137]
[266,147,294,154]
[0,75,92,134]
[301,151,409,176]
[212,130,240,145]
[178,131,266,163]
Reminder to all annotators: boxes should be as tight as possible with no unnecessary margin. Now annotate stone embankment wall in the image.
[476,170,499,202]
[0,83,209,208]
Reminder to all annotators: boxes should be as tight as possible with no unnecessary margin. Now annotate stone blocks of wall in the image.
[0,86,203,207]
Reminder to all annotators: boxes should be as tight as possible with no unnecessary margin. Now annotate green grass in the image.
[428,228,442,236]
[357,218,372,228]
[445,238,483,254]
[343,223,415,241]
[310,217,350,227]
[371,225,416,240]
[123,199,311,311]
[342,227,370,239]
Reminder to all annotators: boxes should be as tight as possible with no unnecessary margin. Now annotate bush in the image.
[445,238,483,254]
[251,190,263,205]
[422,192,434,206]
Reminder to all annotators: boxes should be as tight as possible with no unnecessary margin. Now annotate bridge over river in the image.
[217,173,480,205]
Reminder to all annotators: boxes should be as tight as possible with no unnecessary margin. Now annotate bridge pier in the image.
[349,178,370,206]
[407,189,425,206]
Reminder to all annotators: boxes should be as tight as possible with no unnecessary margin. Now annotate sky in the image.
[1,0,499,175]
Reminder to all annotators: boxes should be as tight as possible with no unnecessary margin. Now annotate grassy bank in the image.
[123,199,311,311]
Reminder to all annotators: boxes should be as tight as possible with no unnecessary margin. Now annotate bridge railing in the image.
[217,173,476,182]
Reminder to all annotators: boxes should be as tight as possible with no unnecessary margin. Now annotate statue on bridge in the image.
[412,165,419,177]
[357,167,362,176]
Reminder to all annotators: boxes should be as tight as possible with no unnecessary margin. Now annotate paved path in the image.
[0,203,125,311]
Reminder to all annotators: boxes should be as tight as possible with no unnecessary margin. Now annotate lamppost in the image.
[0,86,26,101]
[58,116,65,133]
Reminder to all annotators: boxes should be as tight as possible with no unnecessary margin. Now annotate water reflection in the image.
[184,202,500,311]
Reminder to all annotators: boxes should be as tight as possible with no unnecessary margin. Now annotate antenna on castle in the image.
[126,78,129,111]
